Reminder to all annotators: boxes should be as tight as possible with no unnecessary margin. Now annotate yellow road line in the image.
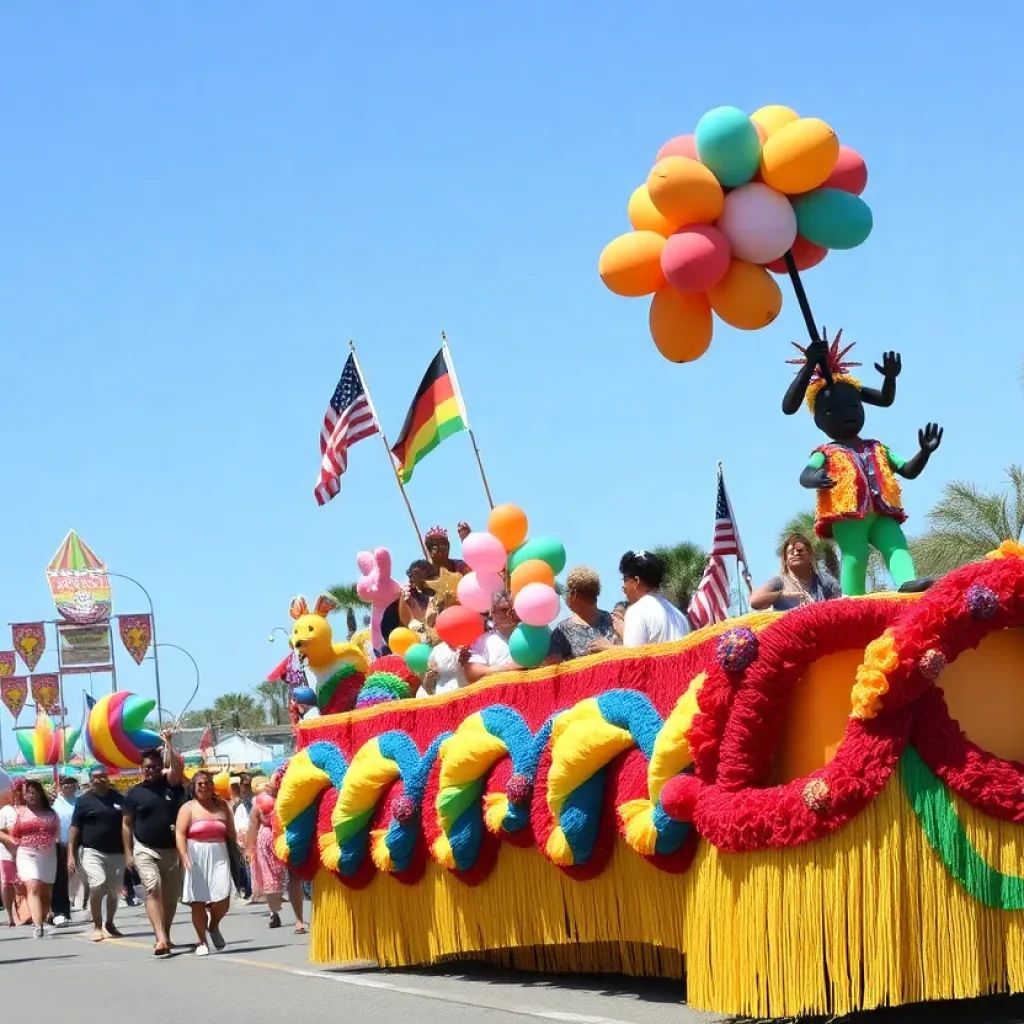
[71,933,306,974]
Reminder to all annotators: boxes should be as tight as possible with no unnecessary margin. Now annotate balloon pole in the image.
[349,341,430,559]
[783,251,833,388]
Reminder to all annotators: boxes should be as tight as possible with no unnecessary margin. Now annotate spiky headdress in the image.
[787,328,862,413]
[424,525,448,543]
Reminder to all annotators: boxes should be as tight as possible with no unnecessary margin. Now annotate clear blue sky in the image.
[2,4,1022,758]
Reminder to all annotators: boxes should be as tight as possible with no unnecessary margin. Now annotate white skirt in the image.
[16,845,57,884]
[181,840,232,904]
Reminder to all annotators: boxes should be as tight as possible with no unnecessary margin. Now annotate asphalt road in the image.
[3,899,1024,1024]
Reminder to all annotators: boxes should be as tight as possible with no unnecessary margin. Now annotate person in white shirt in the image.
[51,776,84,926]
[618,550,691,648]
[461,593,525,683]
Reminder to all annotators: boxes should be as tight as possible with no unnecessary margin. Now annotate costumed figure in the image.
[356,548,403,655]
[424,526,470,576]
[782,331,942,596]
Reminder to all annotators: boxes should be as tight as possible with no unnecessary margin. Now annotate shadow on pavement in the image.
[0,955,76,967]
[726,992,1024,1023]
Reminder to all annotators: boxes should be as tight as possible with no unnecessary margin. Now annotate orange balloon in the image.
[627,185,674,236]
[648,288,713,363]
[488,504,529,552]
[707,259,783,330]
[598,231,666,297]
[646,157,724,228]
[510,559,555,597]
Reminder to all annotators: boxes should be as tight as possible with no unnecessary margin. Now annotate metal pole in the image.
[349,341,430,558]
[106,572,163,726]
[441,331,495,509]
[154,643,201,729]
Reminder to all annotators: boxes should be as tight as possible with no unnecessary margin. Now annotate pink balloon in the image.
[461,532,507,574]
[823,145,868,196]
[766,235,828,274]
[656,134,698,162]
[716,183,797,264]
[660,225,731,293]
[457,571,503,614]
[514,582,560,627]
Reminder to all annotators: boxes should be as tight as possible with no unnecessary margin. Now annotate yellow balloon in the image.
[627,185,674,236]
[646,157,724,228]
[760,117,840,195]
[649,288,713,363]
[213,770,232,801]
[708,259,783,330]
[751,105,800,138]
[387,627,419,657]
[599,231,666,297]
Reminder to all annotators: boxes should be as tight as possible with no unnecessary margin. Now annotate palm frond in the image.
[326,583,368,610]
[654,542,708,611]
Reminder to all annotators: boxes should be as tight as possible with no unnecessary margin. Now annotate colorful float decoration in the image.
[84,691,163,769]
[16,711,80,767]
[599,104,870,363]
[272,546,1024,1019]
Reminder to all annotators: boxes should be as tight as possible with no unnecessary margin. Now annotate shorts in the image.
[133,842,180,896]
[81,848,125,893]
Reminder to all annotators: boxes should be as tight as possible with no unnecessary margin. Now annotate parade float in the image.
[271,105,1024,1019]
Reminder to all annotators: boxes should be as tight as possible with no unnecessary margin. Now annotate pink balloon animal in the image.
[356,548,402,653]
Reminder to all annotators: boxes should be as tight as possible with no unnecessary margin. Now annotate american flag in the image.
[687,468,749,629]
[314,354,379,506]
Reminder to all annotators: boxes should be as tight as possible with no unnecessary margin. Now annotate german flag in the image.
[391,349,467,482]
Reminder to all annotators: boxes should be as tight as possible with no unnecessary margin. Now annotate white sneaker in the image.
[195,942,209,957]
[53,915,70,928]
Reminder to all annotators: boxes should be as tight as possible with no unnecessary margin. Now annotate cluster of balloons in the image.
[599,104,870,363]
[15,713,80,767]
[397,504,567,673]
[85,691,163,770]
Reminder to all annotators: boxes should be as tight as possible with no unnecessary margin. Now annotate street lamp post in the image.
[268,627,290,643]
[107,571,165,725]
[155,643,201,726]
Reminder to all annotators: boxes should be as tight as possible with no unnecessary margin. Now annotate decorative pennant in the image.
[31,673,60,714]
[118,614,153,666]
[12,623,46,672]
[1,675,28,720]
[0,651,15,678]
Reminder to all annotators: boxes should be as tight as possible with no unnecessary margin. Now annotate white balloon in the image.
[716,182,797,264]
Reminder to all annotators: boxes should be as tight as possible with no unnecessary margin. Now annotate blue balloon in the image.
[292,686,317,706]
[793,189,873,250]
[695,106,761,188]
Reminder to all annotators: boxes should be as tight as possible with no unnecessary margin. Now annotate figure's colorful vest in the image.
[813,440,905,538]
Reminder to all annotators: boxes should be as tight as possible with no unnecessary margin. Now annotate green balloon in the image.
[508,536,567,576]
[404,643,432,676]
[793,188,873,251]
[509,624,551,669]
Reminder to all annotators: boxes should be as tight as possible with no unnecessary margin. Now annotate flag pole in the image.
[349,341,430,559]
[441,331,495,509]
[718,461,753,598]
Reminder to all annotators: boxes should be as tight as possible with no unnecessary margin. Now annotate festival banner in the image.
[0,651,15,679]
[118,614,153,666]
[30,674,59,714]
[1,675,28,720]
[12,623,46,672]
[58,623,112,667]
[46,530,112,624]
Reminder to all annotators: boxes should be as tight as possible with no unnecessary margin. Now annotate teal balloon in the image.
[509,624,551,669]
[404,643,432,676]
[793,189,873,250]
[508,536,567,576]
[694,106,761,187]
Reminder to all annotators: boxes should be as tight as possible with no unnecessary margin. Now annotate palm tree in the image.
[211,692,265,731]
[654,541,708,611]
[327,583,369,639]
[254,680,289,726]
[910,466,1024,577]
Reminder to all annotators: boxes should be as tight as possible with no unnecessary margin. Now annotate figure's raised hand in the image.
[875,351,902,379]
[918,423,944,452]
[803,337,829,370]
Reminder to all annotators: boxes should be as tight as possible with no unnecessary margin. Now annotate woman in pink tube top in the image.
[175,770,237,957]
[0,779,59,938]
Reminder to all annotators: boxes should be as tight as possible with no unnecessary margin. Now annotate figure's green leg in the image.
[831,519,872,596]
[870,516,916,589]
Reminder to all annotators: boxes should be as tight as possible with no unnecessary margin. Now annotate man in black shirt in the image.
[122,740,184,956]
[69,766,127,942]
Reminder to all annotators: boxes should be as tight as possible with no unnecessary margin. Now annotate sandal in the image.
[294,922,307,935]
[153,943,171,957]
[269,912,281,929]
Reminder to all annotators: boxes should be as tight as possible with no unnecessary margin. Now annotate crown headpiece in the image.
[424,525,448,543]
[786,328,862,412]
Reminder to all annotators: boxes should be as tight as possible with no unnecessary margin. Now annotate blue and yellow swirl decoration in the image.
[274,741,347,869]
[432,706,553,872]
[331,730,447,876]
[544,688,699,867]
